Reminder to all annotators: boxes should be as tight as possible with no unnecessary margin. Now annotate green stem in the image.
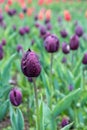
[50,53,53,75]
[33,78,40,130]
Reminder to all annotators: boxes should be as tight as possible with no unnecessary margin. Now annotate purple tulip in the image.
[9,88,22,106]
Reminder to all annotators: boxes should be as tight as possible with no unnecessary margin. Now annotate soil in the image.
[0,116,29,130]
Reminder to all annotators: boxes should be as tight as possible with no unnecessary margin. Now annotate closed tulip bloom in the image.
[60,29,68,38]
[75,26,83,37]
[70,35,79,50]
[40,26,47,35]
[16,44,23,53]
[19,27,25,36]
[0,44,4,60]
[24,26,30,34]
[1,39,6,46]
[21,49,41,77]
[82,53,87,64]
[0,14,3,22]
[62,42,70,54]
[44,34,59,53]
[61,117,69,127]
[9,88,22,106]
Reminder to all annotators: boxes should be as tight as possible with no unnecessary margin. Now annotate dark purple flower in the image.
[35,22,40,28]
[44,34,59,53]
[24,26,30,34]
[22,7,27,13]
[0,44,4,60]
[19,27,25,36]
[70,35,79,50]
[58,16,62,23]
[1,39,6,46]
[68,85,73,91]
[61,57,67,63]
[62,42,70,54]
[60,29,68,38]
[0,14,3,22]
[12,25,16,31]
[7,9,17,16]
[34,14,38,21]
[82,53,87,65]
[40,26,47,36]
[21,49,41,77]
[16,44,23,53]
[44,18,50,24]
[61,117,69,127]
[75,26,83,37]
[9,88,22,106]
[0,21,6,29]
[46,23,52,31]
[31,39,35,46]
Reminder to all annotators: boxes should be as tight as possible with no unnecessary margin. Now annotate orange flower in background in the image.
[38,10,44,20]
[27,8,34,16]
[38,0,44,5]
[28,0,32,4]
[19,12,24,19]
[45,9,51,20]
[45,0,53,5]
[0,0,4,4]
[5,4,9,12]
[7,0,13,6]
[64,10,71,21]
[85,11,87,18]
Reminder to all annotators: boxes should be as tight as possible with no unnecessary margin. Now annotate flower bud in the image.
[9,88,22,106]
[82,53,87,64]
[40,26,47,36]
[1,39,6,46]
[75,26,83,37]
[61,117,69,127]
[19,27,25,36]
[44,34,59,53]
[61,57,67,63]
[16,44,23,53]
[62,42,70,54]
[70,35,79,50]
[24,26,30,34]
[0,44,4,60]
[21,49,41,77]
[60,29,68,38]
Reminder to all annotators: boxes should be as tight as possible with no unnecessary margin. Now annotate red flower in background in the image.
[0,0,4,4]
[5,4,9,12]
[64,10,71,21]
[7,0,13,6]
[27,8,34,16]
[38,0,44,5]
[19,12,24,19]
[28,0,32,4]
[45,9,51,20]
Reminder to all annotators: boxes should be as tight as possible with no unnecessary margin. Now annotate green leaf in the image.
[16,108,24,130]
[0,100,9,121]
[61,122,73,130]
[39,101,44,130]
[10,105,17,130]
[2,53,17,84]
[52,88,81,118]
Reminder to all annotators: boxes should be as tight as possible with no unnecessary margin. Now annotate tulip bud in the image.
[60,29,68,38]
[21,49,41,77]
[1,39,6,46]
[75,26,83,37]
[82,53,87,64]
[70,35,79,50]
[19,27,25,36]
[62,42,70,54]
[24,26,30,34]
[61,117,69,127]
[0,44,4,60]
[9,88,22,106]
[16,44,23,53]
[44,34,59,53]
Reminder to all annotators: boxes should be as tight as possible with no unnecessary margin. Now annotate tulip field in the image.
[1,0,87,130]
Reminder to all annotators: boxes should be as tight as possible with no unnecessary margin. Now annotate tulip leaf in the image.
[52,88,81,118]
